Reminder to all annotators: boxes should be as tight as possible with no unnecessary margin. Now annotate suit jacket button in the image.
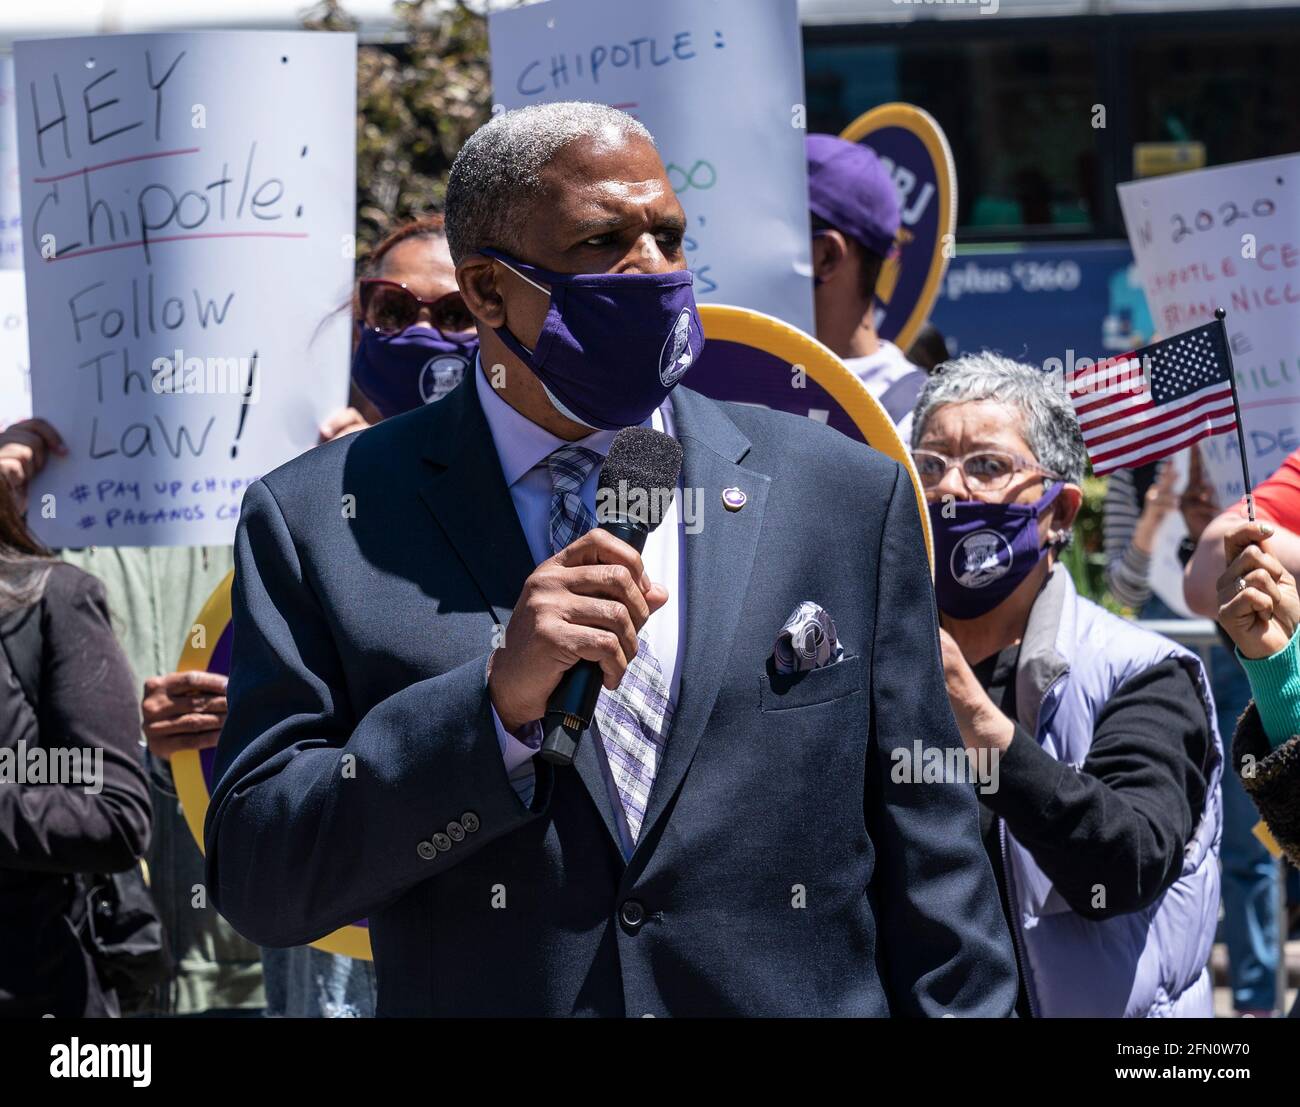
[432,832,452,852]
[620,899,646,930]
[417,840,436,861]
[446,821,466,842]
[461,812,480,833]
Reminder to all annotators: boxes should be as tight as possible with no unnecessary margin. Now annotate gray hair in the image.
[910,351,1088,538]
[444,102,656,264]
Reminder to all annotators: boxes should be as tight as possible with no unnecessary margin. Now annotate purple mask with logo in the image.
[481,247,704,431]
[929,483,1064,619]
[352,325,478,419]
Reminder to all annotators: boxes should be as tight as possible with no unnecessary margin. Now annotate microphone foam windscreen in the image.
[596,427,684,532]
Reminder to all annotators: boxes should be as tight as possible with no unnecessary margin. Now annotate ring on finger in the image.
[1234,576,1247,594]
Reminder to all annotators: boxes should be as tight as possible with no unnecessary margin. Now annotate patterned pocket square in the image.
[772,601,844,675]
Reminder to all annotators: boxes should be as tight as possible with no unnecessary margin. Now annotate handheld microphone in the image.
[539,426,683,767]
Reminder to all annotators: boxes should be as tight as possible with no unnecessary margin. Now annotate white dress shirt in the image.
[475,361,684,854]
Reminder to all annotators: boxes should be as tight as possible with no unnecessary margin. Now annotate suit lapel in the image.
[416,379,769,859]
[637,387,770,849]
[417,373,535,627]
[417,372,628,854]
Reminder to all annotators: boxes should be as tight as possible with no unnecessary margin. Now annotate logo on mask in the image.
[950,529,1014,589]
[419,354,469,405]
[659,308,696,387]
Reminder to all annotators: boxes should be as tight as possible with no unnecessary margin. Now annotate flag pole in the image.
[1216,307,1255,522]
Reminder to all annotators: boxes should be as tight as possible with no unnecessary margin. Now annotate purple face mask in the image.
[929,482,1064,620]
[352,324,478,419]
[481,247,704,431]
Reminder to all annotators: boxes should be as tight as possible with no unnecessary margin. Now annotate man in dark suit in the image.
[205,102,1018,1017]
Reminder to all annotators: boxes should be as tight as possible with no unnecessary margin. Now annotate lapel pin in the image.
[721,486,747,512]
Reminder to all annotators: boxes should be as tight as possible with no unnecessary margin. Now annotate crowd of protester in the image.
[0,128,1296,1018]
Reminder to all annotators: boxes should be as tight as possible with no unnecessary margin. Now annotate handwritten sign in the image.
[0,271,30,427]
[1119,155,1300,504]
[14,32,356,546]
[488,0,814,333]
[840,103,957,352]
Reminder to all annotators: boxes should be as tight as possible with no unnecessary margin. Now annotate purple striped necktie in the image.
[545,444,672,844]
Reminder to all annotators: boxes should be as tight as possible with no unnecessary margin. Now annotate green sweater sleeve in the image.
[1238,631,1300,749]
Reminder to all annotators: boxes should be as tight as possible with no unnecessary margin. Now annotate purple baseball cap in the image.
[806,133,900,259]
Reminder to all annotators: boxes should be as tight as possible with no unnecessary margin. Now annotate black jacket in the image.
[0,562,152,1017]
[1232,702,1300,869]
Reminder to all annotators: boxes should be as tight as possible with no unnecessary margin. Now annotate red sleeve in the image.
[1239,448,1300,531]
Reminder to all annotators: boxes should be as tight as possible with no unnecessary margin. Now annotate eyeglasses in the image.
[359,279,475,337]
[912,449,1061,492]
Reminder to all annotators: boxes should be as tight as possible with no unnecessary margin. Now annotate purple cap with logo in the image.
[806,133,900,260]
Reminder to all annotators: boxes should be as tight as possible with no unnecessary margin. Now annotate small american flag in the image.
[1068,319,1239,476]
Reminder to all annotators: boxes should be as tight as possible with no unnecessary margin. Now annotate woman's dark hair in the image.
[0,478,54,614]
[362,214,447,278]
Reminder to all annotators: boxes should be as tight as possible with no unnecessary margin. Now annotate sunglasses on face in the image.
[359,279,476,337]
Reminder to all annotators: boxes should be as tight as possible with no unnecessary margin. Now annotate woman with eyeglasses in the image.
[350,214,478,421]
[911,352,1220,1018]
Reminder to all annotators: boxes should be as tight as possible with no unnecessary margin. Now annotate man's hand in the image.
[0,418,66,509]
[319,407,370,443]
[1216,521,1300,660]
[141,671,228,760]
[938,629,1015,752]
[488,528,668,735]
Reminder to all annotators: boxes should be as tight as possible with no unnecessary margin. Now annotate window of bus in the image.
[804,31,1102,240]
[1126,23,1300,171]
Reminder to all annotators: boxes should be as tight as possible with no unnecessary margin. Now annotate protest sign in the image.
[172,570,372,961]
[0,270,30,427]
[14,31,356,546]
[840,103,956,351]
[488,0,814,333]
[1119,155,1300,506]
[690,303,932,565]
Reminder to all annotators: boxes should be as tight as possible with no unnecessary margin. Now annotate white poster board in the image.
[0,55,21,269]
[1119,155,1300,507]
[0,271,30,427]
[488,0,814,333]
[14,31,356,547]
